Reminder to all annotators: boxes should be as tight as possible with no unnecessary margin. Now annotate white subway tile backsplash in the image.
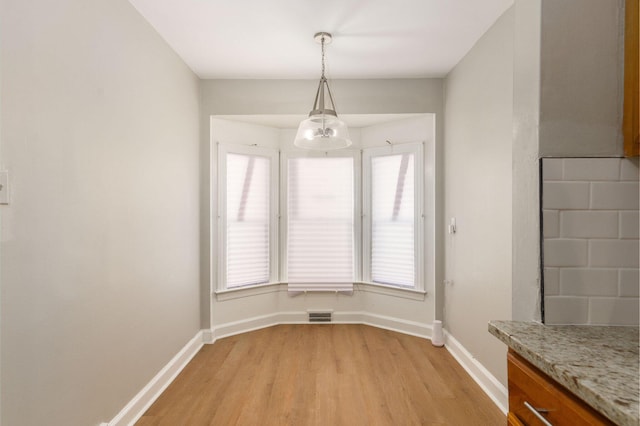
[542,157,639,326]
[542,210,559,238]
[620,158,639,181]
[543,182,590,210]
[619,211,639,239]
[589,297,639,326]
[544,268,560,295]
[563,158,620,181]
[589,240,639,268]
[542,159,563,180]
[559,268,618,296]
[619,269,640,297]
[545,296,589,324]
[560,211,618,238]
[591,182,639,210]
[544,239,588,267]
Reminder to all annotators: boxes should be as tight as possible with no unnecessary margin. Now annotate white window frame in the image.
[362,142,424,291]
[216,143,279,292]
[213,140,432,299]
[280,150,362,284]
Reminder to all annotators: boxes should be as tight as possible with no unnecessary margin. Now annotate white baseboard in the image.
[106,330,206,426]
[211,313,287,339]
[202,328,215,344]
[444,331,508,414]
[210,311,433,341]
[360,312,432,339]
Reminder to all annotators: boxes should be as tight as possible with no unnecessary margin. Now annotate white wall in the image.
[444,7,514,387]
[512,0,543,322]
[0,1,201,425]
[200,79,444,116]
[539,0,624,157]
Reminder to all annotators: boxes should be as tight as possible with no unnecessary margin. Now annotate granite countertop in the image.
[489,320,639,426]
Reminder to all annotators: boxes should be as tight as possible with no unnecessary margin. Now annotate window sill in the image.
[214,282,286,301]
[355,282,427,301]
[213,281,427,302]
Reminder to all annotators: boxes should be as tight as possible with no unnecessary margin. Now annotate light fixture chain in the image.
[321,35,326,78]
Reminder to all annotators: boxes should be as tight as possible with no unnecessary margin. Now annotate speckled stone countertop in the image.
[489,320,639,426]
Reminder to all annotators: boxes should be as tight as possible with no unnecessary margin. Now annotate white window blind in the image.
[363,143,423,290]
[287,156,354,292]
[371,153,415,287]
[224,151,272,288]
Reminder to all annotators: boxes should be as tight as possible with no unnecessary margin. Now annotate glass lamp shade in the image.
[294,113,352,150]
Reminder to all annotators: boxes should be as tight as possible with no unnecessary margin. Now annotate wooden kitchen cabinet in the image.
[507,350,614,426]
[507,412,526,426]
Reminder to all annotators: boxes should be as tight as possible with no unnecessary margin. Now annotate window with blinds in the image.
[371,153,415,286]
[216,142,424,294]
[363,143,423,289]
[218,144,278,290]
[286,156,355,291]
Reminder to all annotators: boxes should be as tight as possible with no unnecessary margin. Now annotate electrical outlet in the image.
[448,217,456,234]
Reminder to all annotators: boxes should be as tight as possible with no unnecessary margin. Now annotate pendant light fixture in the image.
[294,32,352,150]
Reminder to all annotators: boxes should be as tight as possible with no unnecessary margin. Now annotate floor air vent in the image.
[308,311,332,322]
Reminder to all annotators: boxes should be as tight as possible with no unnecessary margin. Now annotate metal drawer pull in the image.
[524,401,553,426]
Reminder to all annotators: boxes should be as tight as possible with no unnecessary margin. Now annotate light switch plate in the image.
[0,170,9,204]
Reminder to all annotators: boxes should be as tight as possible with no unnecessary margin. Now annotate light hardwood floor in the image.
[137,324,505,425]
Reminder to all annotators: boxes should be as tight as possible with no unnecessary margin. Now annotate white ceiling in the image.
[128,0,513,79]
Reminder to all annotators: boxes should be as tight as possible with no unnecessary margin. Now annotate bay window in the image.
[216,142,424,293]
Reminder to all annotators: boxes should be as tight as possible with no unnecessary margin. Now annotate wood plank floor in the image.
[136,324,505,426]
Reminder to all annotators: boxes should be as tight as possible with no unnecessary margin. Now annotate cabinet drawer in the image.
[507,351,613,426]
